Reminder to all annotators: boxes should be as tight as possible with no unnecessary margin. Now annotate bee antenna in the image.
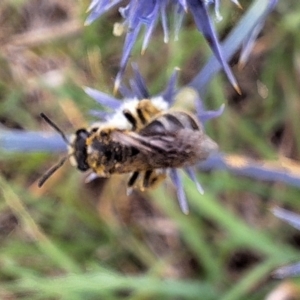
[38,156,69,187]
[40,113,70,145]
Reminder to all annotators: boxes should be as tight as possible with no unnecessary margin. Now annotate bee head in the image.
[38,113,90,187]
[68,129,90,171]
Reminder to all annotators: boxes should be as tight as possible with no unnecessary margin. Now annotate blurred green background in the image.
[1,0,300,299]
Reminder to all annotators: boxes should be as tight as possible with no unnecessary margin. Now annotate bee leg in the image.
[128,171,140,187]
[141,170,167,191]
[122,109,137,130]
[94,165,110,178]
[142,170,153,191]
[126,171,140,195]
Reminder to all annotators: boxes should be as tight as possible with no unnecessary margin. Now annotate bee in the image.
[38,108,218,195]
[86,96,216,193]
[37,97,166,187]
[91,109,218,193]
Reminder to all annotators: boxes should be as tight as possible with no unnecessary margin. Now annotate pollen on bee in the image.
[86,135,94,146]
[87,145,93,154]
[95,166,109,177]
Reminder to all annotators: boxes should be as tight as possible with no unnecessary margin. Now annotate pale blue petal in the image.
[272,207,300,231]
[198,103,225,123]
[273,263,300,279]
[0,129,66,152]
[85,0,123,25]
[185,167,204,195]
[161,68,179,105]
[189,0,276,97]
[84,87,121,110]
[169,168,189,214]
[187,0,240,93]
[130,63,149,98]
[161,2,169,43]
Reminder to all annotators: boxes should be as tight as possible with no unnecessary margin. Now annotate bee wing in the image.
[111,130,204,162]
[111,129,218,168]
[111,130,170,153]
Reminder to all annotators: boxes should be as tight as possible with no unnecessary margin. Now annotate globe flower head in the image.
[85,66,224,214]
[85,0,242,93]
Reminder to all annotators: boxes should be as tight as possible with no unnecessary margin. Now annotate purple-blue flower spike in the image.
[272,207,300,278]
[114,21,142,93]
[198,103,225,124]
[86,1,243,93]
[187,0,241,94]
[113,1,146,93]
[161,68,179,106]
[212,0,242,21]
[85,65,177,117]
[0,129,67,152]
[173,5,184,41]
[85,0,123,26]
[89,110,112,120]
[170,168,189,215]
[231,0,242,9]
[130,63,150,98]
[189,0,278,96]
[118,84,134,98]
[273,263,300,279]
[161,1,169,43]
[239,0,278,68]
[238,22,263,69]
[272,207,300,231]
[194,92,225,123]
[178,0,188,12]
[185,167,204,195]
[212,0,222,21]
[141,3,160,54]
[83,86,121,110]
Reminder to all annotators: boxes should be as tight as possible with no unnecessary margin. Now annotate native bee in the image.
[38,107,218,196]
[38,97,166,187]
[86,110,218,191]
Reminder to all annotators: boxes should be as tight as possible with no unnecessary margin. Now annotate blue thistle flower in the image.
[85,66,223,213]
[85,0,242,93]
